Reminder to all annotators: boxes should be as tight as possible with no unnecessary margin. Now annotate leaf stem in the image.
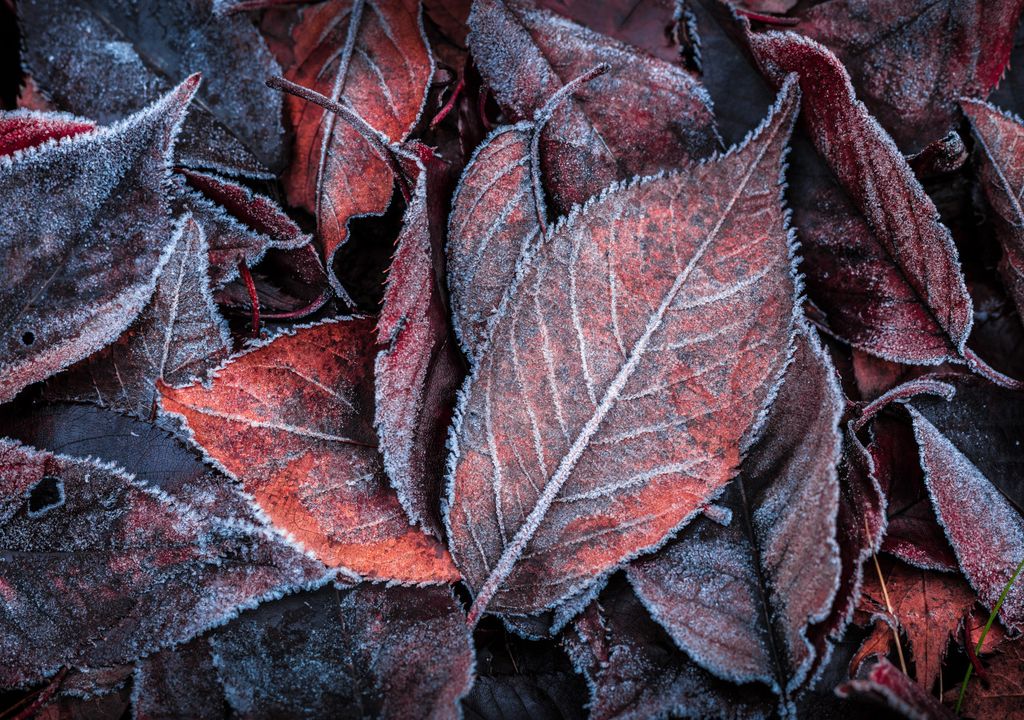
[955,555,1024,713]
[963,347,1024,390]
[237,260,261,337]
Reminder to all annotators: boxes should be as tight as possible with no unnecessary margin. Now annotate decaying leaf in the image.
[446,79,799,621]
[18,0,287,176]
[628,327,843,700]
[468,0,717,211]
[45,215,230,420]
[0,78,198,404]
[160,317,458,583]
[0,437,328,688]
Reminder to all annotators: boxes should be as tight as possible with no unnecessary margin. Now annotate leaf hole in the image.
[21,331,34,346]
[27,475,64,517]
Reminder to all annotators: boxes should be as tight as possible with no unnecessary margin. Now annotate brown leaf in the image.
[467,0,717,211]
[160,317,458,583]
[948,635,1024,719]
[281,0,432,294]
[627,326,844,699]
[0,437,328,688]
[45,216,231,420]
[0,77,198,404]
[446,79,800,621]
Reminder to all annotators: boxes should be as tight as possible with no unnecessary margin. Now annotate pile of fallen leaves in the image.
[2,0,1024,717]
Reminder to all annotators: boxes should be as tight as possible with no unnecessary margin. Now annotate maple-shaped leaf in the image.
[160,317,458,583]
[18,0,287,176]
[467,0,717,211]
[747,30,973,365]
[375,146,464,536]
[0,77,197,405]
[795,0,1024,152]
[907,405,1024,632]
[281,0,432,293]
[563,578,776,720]
[0,437,328,688]
[946,635,1024,718]
[627,326,843,699]
[859,558,978,691]
[838,659,956,720]
[963,99,1024,323]
[446,79,800,622]
[137,584,473,720]
[0,109,95,156]
[44,215,231,420]
[447,67,605,360]
[0,403,255,522]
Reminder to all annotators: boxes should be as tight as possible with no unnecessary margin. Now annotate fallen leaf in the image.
[281,0,432,294]
[796,0,1024,151]
[160,317,458,583]
[536,0,685,63]
[446,79,799,621]
[837,659,956,720]
[748,30,973,365]
[468,0,717,211]
[0,78,197,404]
[908,405,1024,632]
[18,0,287,176]
[946,635,1024,719]
[0,110,95,156]
[45,215,231,421]
[0,437,328,687]
[628,326,843,699]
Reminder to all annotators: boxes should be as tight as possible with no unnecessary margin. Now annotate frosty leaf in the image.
[281,0,432,294]
[946,635,1024,718]
[627,327,843,699]
[837,659,956,720]
[160,317,458,583]
[0,109,95,156]
[446,80,800,621]
[535,0,687,63]
[563,578,776,720]
[0,403,254,522]
[205,584,472,720]
[45,215,231,421]
[467,0,717,211]
[963,98,1024,323]
[748,30,973,365]
[0,438,328,688]
[795,0,1024,151]
[908,406,1024,631]
[0,78,197,405]
[134,636,224,720]
[375,146,464,535]
[859,557,978,690]
[19,0,287,176]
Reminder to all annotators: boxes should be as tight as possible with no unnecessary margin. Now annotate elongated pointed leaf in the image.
[468,0,717,211]
[0,438,328,688]
[446,79,800,620]
[18,0,286,176]
[160,318,458,584]
[628,326,843,698]
[45,215,230,420]
[796,0,1024,151]
[0,78,197,404]
[281,0,432,292]
[748,30,973,364]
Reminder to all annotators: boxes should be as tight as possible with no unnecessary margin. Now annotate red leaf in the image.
[446,80,800,622]
[908,406,1024,632]
[0,110,95,157]
[0,437,328,688]
[159,317,458,584]
[795,0,1024,151]
[281,0,432,294]
[963,98,1024,324]
[838,659,956,720]
[375,146,465,535]
[136,584,474,720]
[946,635,1024,718]
[467,0,717,211]
[627,326,844,699]
[44,216,231,421]
[536,0,687,63]
[0,77,198,405]
[748,31,973,365]
[18,0,288,176]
